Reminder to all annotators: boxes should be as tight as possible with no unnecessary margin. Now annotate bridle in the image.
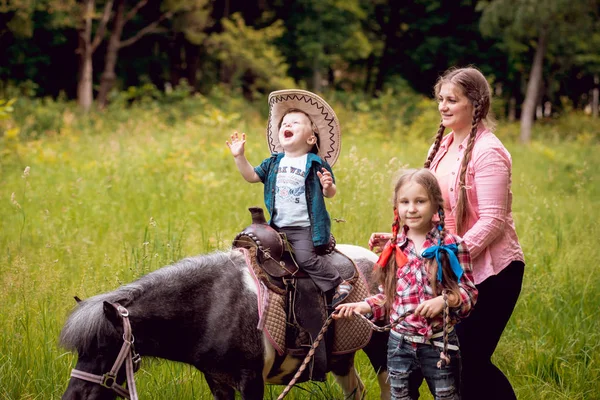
[70,304,141,400]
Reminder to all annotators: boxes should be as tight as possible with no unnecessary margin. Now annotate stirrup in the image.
[330,283,353,308]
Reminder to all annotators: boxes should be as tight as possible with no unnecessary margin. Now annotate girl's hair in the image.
[278,108,320,154]
[423,66,495,235]
[374,168,461,318]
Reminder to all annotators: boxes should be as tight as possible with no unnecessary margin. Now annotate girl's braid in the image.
[455,99,482,235]
[424,122,446,169]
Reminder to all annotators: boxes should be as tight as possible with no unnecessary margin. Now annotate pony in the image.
[60,244,390,399]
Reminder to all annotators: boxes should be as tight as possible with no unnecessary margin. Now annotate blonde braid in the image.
[424,122,446,169]
[455,100,482,236]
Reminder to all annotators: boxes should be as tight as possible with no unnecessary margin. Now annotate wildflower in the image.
[11,192,21,209]
[22,166,30,178]
[149,217,157,227]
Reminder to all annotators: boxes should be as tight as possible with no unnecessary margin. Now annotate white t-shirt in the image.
[272,154,310,228]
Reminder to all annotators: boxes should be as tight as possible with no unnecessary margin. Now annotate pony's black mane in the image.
[59,250,243,353]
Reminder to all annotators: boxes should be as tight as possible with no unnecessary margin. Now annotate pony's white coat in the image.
[336,244,378,263]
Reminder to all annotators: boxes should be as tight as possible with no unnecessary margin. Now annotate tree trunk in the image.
[520,29,548,143]
[508,97,516,122]
[373,1,401,96]
[184,40,201,91]
[311,57,322,92]
[77,40,94,113]
[593,74,599,118]
[169,32,184,88]
[77,0,95,112]
[97,0,126,109]
[363,52,375,94]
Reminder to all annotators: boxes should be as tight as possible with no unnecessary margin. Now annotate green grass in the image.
[0,98,598,399]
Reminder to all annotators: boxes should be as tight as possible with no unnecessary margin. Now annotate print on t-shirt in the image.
[273,154,310,228]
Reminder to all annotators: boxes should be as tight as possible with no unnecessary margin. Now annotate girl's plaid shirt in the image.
[366,225,478,339]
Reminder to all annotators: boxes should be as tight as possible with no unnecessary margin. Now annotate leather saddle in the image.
[232,207,357,289]
[233,207,357,381]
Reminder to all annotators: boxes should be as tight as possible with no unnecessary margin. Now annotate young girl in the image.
[334,168,478,400]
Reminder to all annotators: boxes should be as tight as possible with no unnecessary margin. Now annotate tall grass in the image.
[0,95,598,399]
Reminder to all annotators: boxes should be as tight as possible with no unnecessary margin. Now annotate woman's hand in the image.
[333,301,372,319]
[414,296,445,319]
[369,232,392,253]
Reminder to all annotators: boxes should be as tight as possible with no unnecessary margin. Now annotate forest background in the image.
[1,0,599,399]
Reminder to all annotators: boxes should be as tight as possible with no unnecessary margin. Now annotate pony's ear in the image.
[103,301,122,329]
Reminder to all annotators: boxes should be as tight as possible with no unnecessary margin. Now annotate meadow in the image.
[0,91,599,399]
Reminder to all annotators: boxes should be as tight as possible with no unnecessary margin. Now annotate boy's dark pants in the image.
[456,261,525,400]
[276,226,343,292]
[275,225,342,380]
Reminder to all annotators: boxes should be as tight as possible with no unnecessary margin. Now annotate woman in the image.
[371,66,525,399]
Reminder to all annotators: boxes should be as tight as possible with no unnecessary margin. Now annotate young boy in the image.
[226,89,351,307]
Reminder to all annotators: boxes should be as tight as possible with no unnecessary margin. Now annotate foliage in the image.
[207,13,295,97]
[272,0,373,85]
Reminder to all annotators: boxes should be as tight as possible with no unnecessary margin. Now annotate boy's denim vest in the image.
[254,153,334,248]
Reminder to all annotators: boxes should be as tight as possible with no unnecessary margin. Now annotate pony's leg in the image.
[239,373,265,400]
[330,354,365,399]
[205,375,235,400]
[332,364,365,399]
[377,370,391,400]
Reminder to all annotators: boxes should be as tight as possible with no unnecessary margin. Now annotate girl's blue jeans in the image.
[387,330,461,399]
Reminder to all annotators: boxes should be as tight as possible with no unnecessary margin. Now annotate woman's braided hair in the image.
[424,67,495,236]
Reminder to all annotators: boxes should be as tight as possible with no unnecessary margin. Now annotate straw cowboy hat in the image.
[267,89,341,166]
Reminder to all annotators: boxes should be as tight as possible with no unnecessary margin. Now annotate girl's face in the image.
[438,82,474,135]
[396,181,436,235]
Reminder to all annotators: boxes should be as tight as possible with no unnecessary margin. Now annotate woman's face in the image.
[438,83,473,134]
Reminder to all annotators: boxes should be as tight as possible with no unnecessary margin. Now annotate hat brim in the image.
[267,89,341,166]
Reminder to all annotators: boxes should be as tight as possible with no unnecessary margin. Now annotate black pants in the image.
[456,261,525,400]
[275,226,342,293]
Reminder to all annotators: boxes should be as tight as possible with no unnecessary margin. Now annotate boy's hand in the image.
[317,168,333,189]
[226,132,246,157]
[317,168,336,198]
[414,296,445,319]
[333,301,372,319]
[369,233,392,252]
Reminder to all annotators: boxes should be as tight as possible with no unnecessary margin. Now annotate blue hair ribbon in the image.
[421,243,463,282]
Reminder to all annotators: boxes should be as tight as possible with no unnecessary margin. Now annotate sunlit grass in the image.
[0,99,598,399]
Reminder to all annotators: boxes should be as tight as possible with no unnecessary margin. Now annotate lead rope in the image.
[437,290,451,368]
[276,311,412,400]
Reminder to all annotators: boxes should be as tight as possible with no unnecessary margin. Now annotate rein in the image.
[70,304,141,400]
[277,310,412,400]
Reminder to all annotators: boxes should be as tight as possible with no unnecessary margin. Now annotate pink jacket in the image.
[428,126,524,284]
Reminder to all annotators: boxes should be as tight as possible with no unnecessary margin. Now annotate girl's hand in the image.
[333,301,372,319]
[414,296,445,319]
[226,131,246,157]
[317,168,333,190]
[369,232,392,252]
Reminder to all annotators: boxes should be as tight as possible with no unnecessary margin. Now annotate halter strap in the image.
[70,304,140,400]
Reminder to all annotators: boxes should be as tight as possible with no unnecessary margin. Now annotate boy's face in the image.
[278,112,316,156]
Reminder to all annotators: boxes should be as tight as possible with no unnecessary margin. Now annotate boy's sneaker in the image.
[330,281,353,308]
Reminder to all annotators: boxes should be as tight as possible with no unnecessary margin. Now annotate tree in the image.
[166,1,213,90]
[208,13,294,98]
[77,0,113,112]
[478,0,600,142]
[270,0,372,91]
[95,0,184,108]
